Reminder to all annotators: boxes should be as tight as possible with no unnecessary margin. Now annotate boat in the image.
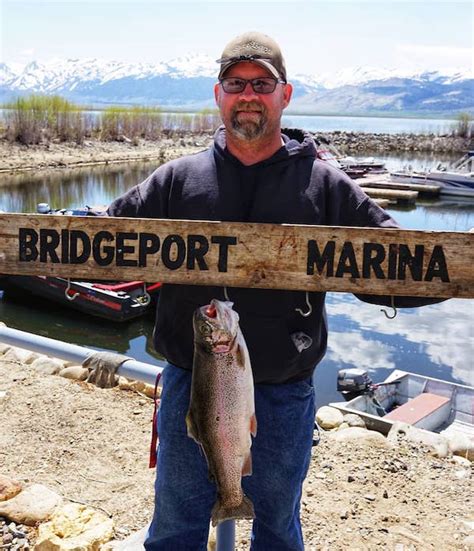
[329,368,474,438]
[0,275,162,322]
[314,135,387,174]
[390,150,474,198]
[0,204,162,322]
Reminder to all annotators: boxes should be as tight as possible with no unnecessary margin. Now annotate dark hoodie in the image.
[107,126,441,384]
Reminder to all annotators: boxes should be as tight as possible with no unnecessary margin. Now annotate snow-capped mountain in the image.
[1,55,472,115]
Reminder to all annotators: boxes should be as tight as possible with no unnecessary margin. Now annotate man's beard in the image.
[230,101,268,141]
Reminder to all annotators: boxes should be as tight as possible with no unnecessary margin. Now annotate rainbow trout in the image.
[186,299,257,526]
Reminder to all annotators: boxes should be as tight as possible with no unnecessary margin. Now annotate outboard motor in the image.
[37,203,52,214]
[337,368,372,400]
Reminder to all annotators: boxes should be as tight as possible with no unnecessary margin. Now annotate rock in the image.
[103,525,147,550]
[388,422,450,458]
[118,377,159,399]
[328,427,389,447]
[59,366,89,381]
[343,413,366,428]
[31,357,66,376]
[452,456,472,468]
[0,475,23,501]
[441,430,474,461]
[0,343,11,355]
[0,390,8,402]
[3,347,40,365]
[462,534,474,546]
[316,406,344,430]
[0,484,62,525]
[35,502,114,550]
[337,422,350,431]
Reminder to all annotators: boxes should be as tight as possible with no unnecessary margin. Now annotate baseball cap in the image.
[217,31,287,82]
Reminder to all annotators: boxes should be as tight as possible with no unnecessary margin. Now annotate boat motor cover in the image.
[337,368,372,393]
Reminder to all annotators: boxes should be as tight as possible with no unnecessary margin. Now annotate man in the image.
[107,31,441,551]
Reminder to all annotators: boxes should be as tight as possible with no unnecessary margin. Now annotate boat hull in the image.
[329,370,474,437]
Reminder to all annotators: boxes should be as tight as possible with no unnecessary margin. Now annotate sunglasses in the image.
[219,77,286,95]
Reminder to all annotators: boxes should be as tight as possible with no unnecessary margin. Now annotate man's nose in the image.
[239,81,258,99]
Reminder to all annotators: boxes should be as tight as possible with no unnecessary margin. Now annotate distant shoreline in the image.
[0,131,470,175]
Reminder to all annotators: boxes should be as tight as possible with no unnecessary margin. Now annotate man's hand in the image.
[83,351,131,388]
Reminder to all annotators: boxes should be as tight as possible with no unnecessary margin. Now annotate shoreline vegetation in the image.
[0,95,472,174]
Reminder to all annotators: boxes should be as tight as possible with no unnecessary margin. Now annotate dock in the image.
[353,174,441,207]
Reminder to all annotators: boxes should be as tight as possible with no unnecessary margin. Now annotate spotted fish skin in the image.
[186,299,257,526]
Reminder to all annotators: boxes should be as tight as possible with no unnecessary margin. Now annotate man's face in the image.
[214,62,292,142]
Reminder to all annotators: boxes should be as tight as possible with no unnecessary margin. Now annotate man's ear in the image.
[214,83,221,105]
[282,83,293,109]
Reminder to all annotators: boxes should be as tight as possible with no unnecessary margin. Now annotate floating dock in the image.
[353,174,441,207]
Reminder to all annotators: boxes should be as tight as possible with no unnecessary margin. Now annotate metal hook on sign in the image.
[223,287,230,302]
[381,296,397,319]
[141,284,152,306]
[65,279,79,301]
[295,291,313,318]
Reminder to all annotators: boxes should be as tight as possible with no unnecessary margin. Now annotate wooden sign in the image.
[0,213,473,298]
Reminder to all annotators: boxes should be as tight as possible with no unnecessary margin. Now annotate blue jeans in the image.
[145,363,316,551]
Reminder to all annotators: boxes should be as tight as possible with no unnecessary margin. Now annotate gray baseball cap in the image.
[217,31,287,82]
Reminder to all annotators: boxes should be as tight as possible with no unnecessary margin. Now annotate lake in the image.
[0,158,473,407]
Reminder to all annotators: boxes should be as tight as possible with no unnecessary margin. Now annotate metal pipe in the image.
[0,325,165,384]
[0,325,236,551]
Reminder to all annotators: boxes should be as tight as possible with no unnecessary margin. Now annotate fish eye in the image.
[200,322,212,336]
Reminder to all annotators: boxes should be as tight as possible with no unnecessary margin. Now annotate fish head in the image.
[194,299,240,354]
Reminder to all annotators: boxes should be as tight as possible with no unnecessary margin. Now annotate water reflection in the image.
[0,161,160,213]
[0,158,473,409]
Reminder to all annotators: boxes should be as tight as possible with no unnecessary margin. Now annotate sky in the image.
[1,0,473,75]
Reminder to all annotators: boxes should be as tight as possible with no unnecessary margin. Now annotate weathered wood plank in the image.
[0,213,472,298]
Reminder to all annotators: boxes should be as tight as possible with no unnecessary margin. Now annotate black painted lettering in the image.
[138,233,160,268]
[398,244,424,281]
[362,243,386,279]
[70,230,91,264]
[388,244,398,280]
[18,228,38,262]
[162,234,186,270]
[425,245,450,282]
[39,229,60,263]
[116,232,138,267]
[211,236,237,272]
[335,242,360,278]
[307,240,335,276]
[61,229,69,264]
[92,231,115,266]
[187,234,209,270]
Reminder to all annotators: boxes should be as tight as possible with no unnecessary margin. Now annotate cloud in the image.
[396,43,473,71]
[327,331,396,372]
[326,295,474,385]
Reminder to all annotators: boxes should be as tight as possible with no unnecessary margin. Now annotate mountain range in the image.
[1,55,472,116]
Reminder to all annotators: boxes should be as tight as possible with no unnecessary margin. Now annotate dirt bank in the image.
[0,351,472,550]
[0,131,470,175]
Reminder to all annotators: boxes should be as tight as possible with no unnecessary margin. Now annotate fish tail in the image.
[211,495,255,526]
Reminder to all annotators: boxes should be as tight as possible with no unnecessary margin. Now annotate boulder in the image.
[328,427,389,447]
[59,366,89,381]
[35,502,114,550]
[440,430,474,462]
[0,483,62,525]
[31,357,66,376]
[103,526,147,550]
[387,422,450,458]
[0,474,22,502]
[0,343,11,355]
[118,377,159,399]
[343,413,366,428]
[316,406,344,430]
[3,347,40,365]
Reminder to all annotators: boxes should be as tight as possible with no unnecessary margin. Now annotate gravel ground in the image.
[0,353,473,550]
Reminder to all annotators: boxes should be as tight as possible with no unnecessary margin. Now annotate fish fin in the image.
[242,452,252,476]
[250,413,257,437]
[185,410,200,442]
[211,494,255,527]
